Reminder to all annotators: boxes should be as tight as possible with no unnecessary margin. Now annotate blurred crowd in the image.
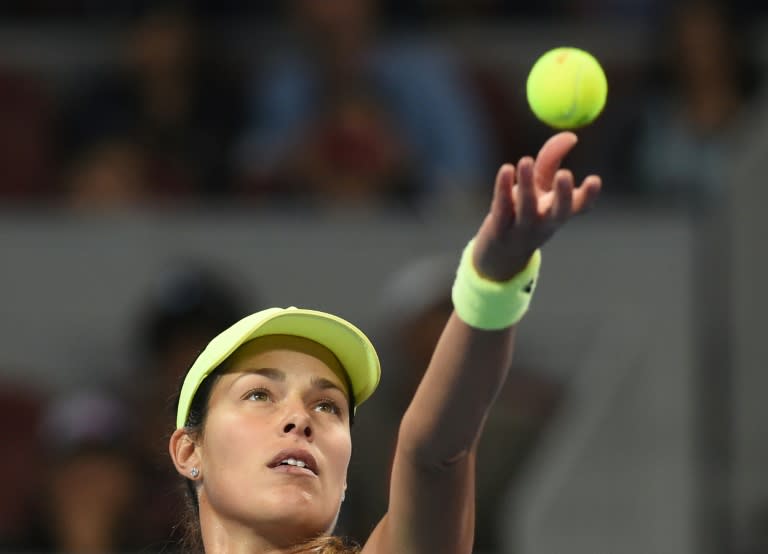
[0,263,253,553]
[1,0,767,553]
[0,0,763,213]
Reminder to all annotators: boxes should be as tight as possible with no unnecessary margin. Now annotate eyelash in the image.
[244,387,272,402]
[314,398,342,416]
[243,389,342,417]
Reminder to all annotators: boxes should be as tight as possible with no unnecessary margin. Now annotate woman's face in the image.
[195,335,353,539]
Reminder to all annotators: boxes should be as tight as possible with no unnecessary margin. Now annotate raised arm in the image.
[362,132,602,554]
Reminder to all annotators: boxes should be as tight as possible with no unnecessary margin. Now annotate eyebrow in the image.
[229,368,347,398]
[310,376,347,398]
[229,367,285,390]
[247,367,285,381]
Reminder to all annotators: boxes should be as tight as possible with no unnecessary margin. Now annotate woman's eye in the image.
[244,388,271,402]
[314,399,341,415]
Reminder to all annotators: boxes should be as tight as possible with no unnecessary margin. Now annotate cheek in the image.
[324,426,353,483]
[198,415,272,515]
[202,412,267,474]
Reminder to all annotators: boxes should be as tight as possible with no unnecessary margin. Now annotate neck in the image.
[197,495,322,554]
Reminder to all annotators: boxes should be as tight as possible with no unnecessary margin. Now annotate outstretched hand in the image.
[473,132,602,281]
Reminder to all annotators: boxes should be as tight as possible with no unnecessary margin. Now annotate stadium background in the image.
[1,2,767,553]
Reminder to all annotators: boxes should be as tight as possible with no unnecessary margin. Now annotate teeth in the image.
[280,458,308,468]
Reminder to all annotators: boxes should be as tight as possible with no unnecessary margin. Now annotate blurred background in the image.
[0,1,767,553]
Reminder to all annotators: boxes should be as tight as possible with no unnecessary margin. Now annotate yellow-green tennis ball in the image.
[526,47,608,129]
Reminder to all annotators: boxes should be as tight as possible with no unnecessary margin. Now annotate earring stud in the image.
[190,467,199,478]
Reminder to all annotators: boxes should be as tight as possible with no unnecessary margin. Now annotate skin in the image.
[170,335,352,553]
[171,131,601,553]
[361,132,601,554]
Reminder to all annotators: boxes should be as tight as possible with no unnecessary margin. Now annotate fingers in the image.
[490,163,515,223]
[534,132,578,192]
[550,169,574,223]
[489,150,601,239]
[515,157,538,227]
[548,173,600,222]
[573,175,602,214]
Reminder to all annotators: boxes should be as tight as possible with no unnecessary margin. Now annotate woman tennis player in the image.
[169,131,602,553]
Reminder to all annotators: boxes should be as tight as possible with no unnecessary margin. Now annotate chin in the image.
[257,489,336,532]
[268,482,318,507]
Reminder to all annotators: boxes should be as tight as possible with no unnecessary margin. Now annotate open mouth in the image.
[267,449,318,476]
[271,461,317,476]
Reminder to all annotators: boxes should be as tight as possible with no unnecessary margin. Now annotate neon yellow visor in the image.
[176,307,381,428]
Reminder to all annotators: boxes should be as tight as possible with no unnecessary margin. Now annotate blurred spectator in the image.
[134,262,249,403]
[124,263,253,550]
[0,382,46,552]
[57,3,246,207]
[342,253,563,551]
[16,390,143,553]
[64,136,150,210]
[236,0,495,212]
[629,0,761,205]
[0,69,56,203]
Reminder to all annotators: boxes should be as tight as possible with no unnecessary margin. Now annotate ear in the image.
[169,427,202,479]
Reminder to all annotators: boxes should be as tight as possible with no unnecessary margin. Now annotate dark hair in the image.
[139,267,244,363]
[175,359,359,554]
[177,367,221,553]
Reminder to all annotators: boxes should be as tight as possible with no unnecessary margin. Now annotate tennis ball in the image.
[526,47,607,129]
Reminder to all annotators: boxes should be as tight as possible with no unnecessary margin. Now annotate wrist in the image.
[452,239,541,330]
[472,237,538,281]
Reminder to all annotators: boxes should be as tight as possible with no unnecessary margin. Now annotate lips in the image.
[267,448,319,476]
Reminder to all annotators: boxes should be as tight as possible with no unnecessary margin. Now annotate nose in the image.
[283,421,312,438]
[281,409,313,440]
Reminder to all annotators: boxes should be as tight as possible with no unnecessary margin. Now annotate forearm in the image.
[398,312,517,467]
[393,130,599,469]
[374,133,600,554]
